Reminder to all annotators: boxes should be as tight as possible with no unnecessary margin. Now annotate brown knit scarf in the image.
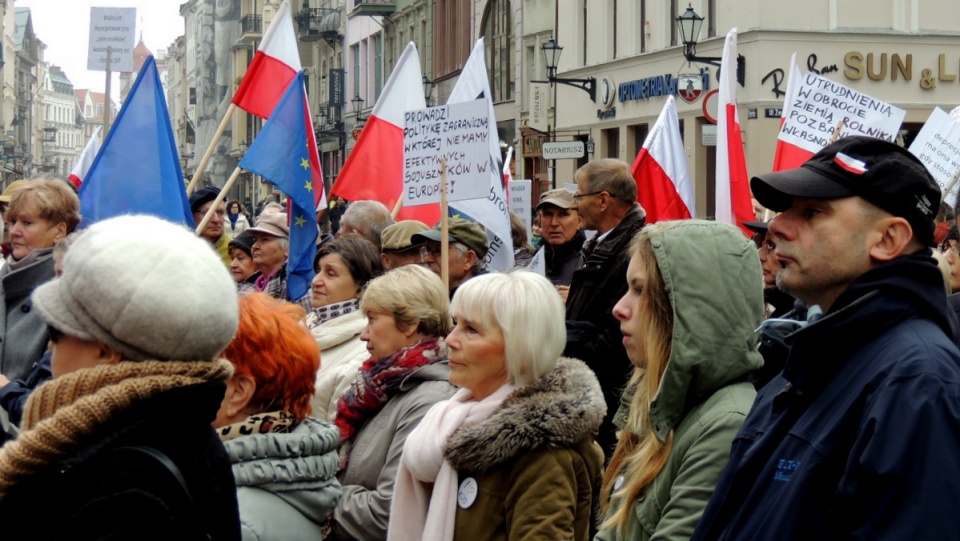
[0,359,234,500]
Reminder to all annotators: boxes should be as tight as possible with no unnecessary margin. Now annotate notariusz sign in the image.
[543,141,585,160]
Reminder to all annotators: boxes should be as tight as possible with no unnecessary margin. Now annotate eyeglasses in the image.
[419,244,463,259]
[940,242,959,256]
[572,191,603,203]
[47,326,64,343]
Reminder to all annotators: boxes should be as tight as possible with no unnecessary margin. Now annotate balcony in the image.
[240,15,262,40]
[350,0,396,18]
[296,8,342,46]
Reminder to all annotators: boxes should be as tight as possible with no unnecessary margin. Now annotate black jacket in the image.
[0,382,241,540]
[564,203,645,457]
[694,253,960,541]
[541,229,585,286]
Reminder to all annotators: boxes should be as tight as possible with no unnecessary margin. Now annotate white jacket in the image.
[308,309,369,421]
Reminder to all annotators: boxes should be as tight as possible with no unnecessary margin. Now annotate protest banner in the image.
[779,71,905,154]
[509,179,532,238]
[88,7,135,72]
[402,99,491,206]
[909,107,960,204]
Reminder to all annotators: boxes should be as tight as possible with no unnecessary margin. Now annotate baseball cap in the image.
[247,212,289,239]
[381,220,429,251]
[411,216,489,259]
[751,136,940,246]
[536,188,575,211]
[742,221,769,235]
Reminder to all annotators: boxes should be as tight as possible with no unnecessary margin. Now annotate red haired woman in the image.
[216,293,341,541]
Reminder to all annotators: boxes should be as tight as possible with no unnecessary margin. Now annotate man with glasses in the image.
[565,158,646,458]
[411,216,489,297]
[379,220,429,270]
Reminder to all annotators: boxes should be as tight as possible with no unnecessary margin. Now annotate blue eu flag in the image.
[240,71,319,301]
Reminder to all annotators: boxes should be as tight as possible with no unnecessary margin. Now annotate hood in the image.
[444,357,605,473]
[225,417,342,521]
[648,220,764,439]
[308,309,366,350]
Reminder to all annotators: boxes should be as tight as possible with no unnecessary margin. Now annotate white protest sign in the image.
[87,8,136,72]
[403,99,492,206]
[527,247,546,276]
[509,179,532,237]
[779,71,905,154]
[909,107,960,203]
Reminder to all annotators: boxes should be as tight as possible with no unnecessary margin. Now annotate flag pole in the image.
[943,168,960,199]
[440,157,449,292]
[830,119,845,143]
[187,103,237,196]
[196,166,242,235]
[391,197,403,219]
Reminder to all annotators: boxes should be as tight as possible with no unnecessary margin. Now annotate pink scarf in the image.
[387,383,515,541]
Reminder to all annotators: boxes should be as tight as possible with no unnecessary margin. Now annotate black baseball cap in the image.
[751,136,940,246]
[743,221,769,235]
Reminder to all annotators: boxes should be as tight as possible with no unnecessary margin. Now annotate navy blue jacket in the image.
[693,252,960,541]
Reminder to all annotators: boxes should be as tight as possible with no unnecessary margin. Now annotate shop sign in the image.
[619,68,710,103]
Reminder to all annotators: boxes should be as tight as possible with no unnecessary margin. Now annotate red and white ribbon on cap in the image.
[834,152,868,175]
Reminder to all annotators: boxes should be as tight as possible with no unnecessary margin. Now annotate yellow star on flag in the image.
[304,180,313,192]
[295,215,307,227]
[299,158,310,170]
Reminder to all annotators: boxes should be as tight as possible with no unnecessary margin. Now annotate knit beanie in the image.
[33,214,239,362]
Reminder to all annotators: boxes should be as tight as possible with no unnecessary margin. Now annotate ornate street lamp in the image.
[534,37,595,102]
[676,4,745,86]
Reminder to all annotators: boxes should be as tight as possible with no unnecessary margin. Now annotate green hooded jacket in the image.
[595,220,764,541]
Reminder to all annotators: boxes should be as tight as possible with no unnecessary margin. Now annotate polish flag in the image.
[503,146,513,204]
[232,0,301,119]
[772,53,814,171]
[68,126,102,189]
[632,96,694,223]
[329,42,437,224]
[715,28,754,236]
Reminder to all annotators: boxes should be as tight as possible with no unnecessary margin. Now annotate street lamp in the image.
[422,75,434,107]
[676,4,745,86]
[534,38,596,102]
[352,94,365,123]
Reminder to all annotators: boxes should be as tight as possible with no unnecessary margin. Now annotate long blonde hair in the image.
[599,227,676,536]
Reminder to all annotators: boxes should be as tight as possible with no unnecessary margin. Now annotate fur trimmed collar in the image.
[444,357,605,473]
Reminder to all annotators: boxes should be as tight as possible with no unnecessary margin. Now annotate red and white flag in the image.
[232,0,301,119]
[329,42,437,224]
[715,28,754,236]
[68,126,102,189]
[503,146,513,205]
[772,53,814,172]
[632,96,694,223]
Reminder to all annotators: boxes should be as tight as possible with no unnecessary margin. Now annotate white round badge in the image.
[457,477,479,509]
[613,475,625,491]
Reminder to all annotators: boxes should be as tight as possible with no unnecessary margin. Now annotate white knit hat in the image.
[33,214,239,362]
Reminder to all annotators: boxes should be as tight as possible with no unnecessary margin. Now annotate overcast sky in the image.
[16,0,184,99]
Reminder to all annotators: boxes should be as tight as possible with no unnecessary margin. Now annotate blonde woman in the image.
[595,220,764,541]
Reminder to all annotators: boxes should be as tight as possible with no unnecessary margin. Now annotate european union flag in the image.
[79,56,193,226]
[240,71,319,300]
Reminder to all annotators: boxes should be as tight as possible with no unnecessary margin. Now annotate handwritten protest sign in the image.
[509,179,532,237]
[88,8,136,72]
[779,71,905,154]
[403,99,491,206]
[909,107,960,204]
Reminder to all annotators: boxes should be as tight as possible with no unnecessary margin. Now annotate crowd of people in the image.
[0,134,957,539]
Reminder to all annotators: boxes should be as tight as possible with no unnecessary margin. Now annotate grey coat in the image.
[0,256,55,381]
[330,362,457,541]
[223,417,342,541]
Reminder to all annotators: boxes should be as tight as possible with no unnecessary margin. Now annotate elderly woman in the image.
[389,270,606,541]
[228,231,258,290]
[595,220,763,541]
[0,177,79,383]
[329,264,456,540]
[216,293,341,541]
[308,235,383,419]
[0,214,241,538]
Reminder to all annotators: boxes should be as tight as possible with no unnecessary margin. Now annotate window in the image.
[481,0,513,102]
[374,33,383,99]
[434,0,471,77]
[352,44,360,100]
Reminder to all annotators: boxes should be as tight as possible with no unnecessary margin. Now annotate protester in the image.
[379,220,428,270]
[536,188,585,294]
[190,185,231,266]
[246,211,308,306]
[225,199,250,239]
[0,214,241,538]
[744,220,795,318]
[329,265,456,540]
[389,270,605,541]
[228,231,258,289]
[940,225,960,293]
[530,215,542,247]
[0,180,28,260]
[412,216,489,297]
[338,200,394,250]
[0,178,79,385]
[595,220,763,541]
[217,293,341,541]
[330,196,348,235]
[308,236,383,420]
[509,211,535,267]
[693,136,960,540]
[565,158,646,457]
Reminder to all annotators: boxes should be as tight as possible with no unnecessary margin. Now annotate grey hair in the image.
[340,200,395,249]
